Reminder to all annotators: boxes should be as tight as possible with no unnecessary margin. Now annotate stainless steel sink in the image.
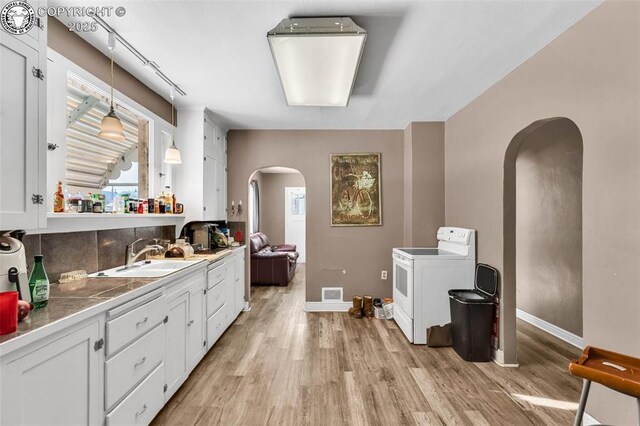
[89,259,203,278]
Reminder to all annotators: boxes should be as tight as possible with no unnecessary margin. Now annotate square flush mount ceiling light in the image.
[267,17,367,107]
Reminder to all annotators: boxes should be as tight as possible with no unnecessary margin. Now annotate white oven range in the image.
[392,227,476,344]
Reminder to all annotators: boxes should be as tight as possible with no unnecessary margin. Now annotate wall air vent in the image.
[322,287,343,302]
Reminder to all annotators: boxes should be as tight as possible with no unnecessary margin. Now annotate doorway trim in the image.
[246,167,306,307]
[500,117,584,366]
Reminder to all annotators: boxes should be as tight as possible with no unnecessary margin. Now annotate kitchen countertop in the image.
[0,245,246,355]
[0,277,155,346]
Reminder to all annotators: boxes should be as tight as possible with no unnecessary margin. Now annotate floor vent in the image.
[322,287,343,302]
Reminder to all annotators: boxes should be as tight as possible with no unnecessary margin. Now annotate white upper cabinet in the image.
[176,108,227,223]
[0,27,47,231]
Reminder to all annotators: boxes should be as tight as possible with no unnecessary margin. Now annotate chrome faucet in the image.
[124,239,164,269]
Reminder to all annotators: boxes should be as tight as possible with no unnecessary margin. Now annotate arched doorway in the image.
[246,166,306,304]
[501,117,583,365]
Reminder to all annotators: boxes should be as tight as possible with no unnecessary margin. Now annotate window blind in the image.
[65,78,141,189]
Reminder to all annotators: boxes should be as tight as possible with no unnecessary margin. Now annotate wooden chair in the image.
[569,346,640,425]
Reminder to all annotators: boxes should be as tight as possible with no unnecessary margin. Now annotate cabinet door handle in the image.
[135,404,148,417]
[136,317,148,327]
[187,319,194,327]
[134,357,147,369]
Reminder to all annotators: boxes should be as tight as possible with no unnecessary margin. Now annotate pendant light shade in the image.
[164,143,182,164]
[99,33,126,142]
[164,86,182,164]
[98,106,126,142]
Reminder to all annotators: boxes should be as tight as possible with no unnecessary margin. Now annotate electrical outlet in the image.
[381,270,388,280]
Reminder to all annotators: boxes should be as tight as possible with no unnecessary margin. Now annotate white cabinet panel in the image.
[203,118,215,158]
[164,292,188,399]
[207,262,226,288]
[186,279,206,370]
[0,33,41,230]
[176,109,227,222]
[106,294,165,356]
[207,279,226,318]
[105,323,164,410]
[214,126,226,162]
[234,252,246,317]
[203,155,216,220]
[206,301,228,349]
[106,363,164,426]
[1,320,102,426]
[215,159,227,220]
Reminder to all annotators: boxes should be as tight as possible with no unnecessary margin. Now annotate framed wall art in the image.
[330,153,381,226]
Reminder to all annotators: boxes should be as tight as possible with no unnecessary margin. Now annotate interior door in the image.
[0,33,40,230]
[285,187,306,263]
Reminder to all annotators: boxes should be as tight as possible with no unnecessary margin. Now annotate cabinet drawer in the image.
[206,279,226,317]
[207,263,226,288]
[207,303,227,348]
[105,324,164,410]
[106,363,164,426]
[107,295,165,356]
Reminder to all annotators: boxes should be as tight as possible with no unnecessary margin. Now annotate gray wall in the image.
[259,172,305,245]
[403,122,445,246]
[444,2,639,423]
[48,18,173,124]
[515,119,583,336]
[228,130,406,302]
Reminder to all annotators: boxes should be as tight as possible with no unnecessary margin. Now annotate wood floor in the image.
[153,265,582,425]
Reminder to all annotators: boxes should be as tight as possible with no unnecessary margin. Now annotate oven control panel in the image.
[437,227,472,244]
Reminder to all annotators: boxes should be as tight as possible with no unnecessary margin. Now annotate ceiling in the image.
[52,0,602,130]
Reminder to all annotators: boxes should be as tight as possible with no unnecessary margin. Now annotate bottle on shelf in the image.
[28,255,50,309]
[53,181,65,213]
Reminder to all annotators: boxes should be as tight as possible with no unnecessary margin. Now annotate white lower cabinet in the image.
[164,291,188,399]
[206,290,228,349]
[0,255,245,426]
[105,323,165,410]
[164,270,207,401]
[0,320,103,426]
[186,280,207,369]
[233,251,246,317]
[106,363,165,426]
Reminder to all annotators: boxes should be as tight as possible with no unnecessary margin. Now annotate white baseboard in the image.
[582,412,599,425]
[491,348,519,367]
[304,301,351,312]
[516,308,583,349]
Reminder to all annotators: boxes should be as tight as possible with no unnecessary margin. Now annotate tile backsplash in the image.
[22,226,176,282]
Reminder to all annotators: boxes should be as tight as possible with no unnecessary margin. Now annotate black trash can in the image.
[448,264,498,362]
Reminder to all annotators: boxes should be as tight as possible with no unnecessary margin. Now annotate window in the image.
[289,191,305,216]
[65,74,149,202]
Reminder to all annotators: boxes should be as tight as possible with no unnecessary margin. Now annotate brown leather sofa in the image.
[250,232,299,286]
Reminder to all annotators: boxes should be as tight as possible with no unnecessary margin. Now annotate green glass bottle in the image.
[28,255,50,309]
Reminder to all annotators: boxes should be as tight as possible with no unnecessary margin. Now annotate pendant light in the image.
[98,32,126,142]
[164,87,182,164]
